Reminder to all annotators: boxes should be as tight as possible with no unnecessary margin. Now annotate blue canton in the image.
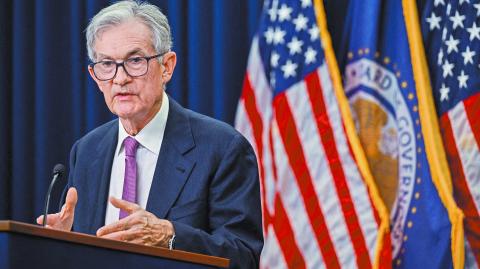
[422,0,480,115]
[258,0,322,96]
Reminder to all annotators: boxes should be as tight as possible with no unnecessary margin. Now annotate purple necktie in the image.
[119,136,139,219]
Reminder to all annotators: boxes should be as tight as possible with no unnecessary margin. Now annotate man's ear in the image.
[88,65,108,94]
[161,51,177,83]
[88,65,98,83]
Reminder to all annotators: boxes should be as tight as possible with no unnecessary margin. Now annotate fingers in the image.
[96,211,139,236]
[60,187,77,216]
[96,197,142,236]
[36,216,42,224]
[97,212,175,247]
[36,187,78,231]
[64,187,78,211]
[36,214,44,225]
[99,227,144,243]
[97,198,174,247]
[96,217,129,237]
[100,229,157,246]
[99,230,126,241]
[54,187,77,231]
[96,209,148,236]
[109,196,141,214]
[36,213,61,226]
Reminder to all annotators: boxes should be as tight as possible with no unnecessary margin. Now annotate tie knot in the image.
[124,137,139,157]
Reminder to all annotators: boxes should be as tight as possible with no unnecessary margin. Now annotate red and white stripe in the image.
[235,37,387,268]
[440,92,480,267]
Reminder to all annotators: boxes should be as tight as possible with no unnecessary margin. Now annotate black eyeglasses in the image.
[89,52,167,81]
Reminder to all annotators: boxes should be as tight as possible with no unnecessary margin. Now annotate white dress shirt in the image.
[104,92,169,225]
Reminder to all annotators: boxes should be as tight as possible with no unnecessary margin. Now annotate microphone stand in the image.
[42,164,65,227]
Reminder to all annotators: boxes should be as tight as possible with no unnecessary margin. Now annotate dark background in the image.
[0,0,349,223]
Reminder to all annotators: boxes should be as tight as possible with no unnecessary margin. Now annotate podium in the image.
[0,220,229,269]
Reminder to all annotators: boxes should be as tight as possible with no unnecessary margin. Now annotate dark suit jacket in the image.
[67,97,263,268]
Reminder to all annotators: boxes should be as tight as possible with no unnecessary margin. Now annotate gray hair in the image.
[86,0,172,61]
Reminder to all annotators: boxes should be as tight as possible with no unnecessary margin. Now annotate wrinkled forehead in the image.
[93,20,156,57]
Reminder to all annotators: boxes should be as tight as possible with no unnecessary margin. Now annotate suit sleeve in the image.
[171,134,264,269]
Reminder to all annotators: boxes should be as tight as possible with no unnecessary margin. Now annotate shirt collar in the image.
[116,92,169,156]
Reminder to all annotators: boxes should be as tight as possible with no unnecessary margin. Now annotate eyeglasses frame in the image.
[89,51,167,81]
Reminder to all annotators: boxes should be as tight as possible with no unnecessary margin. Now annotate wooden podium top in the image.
[0,220,229,268]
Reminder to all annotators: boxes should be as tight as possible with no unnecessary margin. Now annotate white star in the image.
[475,3,480,16]
[268,0,279,21]
[442,59,454,78]
[467,22,480,41]
[293,14,308,32]
[277,4,292,22]
[270,51,280,68]
[445,35,459,54]
[449,11,465,29]
[446,3,451,15]
[301,0,312,8]
[459,0,470,4]
[304,47,317,64]
[264,27,275,44]
[426,12,442,30]
[442,27,447,41]
[457,70,469,88]
[439,83,450,101]
[308,25,319,41]
[281,60,298,78]
[434,0,445,6]
[273,27,286,44]
[437,49,444,66]
[462,46,476,65]
[287,36,304,55]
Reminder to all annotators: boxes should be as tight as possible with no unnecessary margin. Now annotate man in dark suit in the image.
[36,1,263,268]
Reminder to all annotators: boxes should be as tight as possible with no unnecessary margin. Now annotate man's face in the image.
[89,19,175,124]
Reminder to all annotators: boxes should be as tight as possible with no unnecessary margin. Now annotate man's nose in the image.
[113,65,131,84]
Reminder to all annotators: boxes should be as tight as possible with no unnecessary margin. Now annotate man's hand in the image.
[96,197,175,248]
[36,187,77,231]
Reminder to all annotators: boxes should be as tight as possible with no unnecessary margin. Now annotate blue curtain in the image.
[0,0,262,223]
[0,0,351,224]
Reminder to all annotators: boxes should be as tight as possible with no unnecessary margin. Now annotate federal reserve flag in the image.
[420,0,480,267]
[338,0,463,268]
[235,0,391,268]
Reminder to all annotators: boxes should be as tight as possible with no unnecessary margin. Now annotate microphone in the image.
[42,164,66,227]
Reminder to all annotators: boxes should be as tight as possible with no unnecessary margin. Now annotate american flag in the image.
[235,0,391,267]
[422,0,480,267]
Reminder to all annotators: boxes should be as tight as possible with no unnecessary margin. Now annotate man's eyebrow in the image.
[96,53,112,60]
[96,49,146,61]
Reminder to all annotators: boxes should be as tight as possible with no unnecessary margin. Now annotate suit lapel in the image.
[146,98,195,218]
[87,122,118,233]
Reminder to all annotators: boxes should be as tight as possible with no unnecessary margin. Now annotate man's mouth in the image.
[114,92,135,100]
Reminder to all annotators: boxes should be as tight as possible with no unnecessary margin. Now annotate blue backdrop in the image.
[0,0,263,223]
[0,0,349,224]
